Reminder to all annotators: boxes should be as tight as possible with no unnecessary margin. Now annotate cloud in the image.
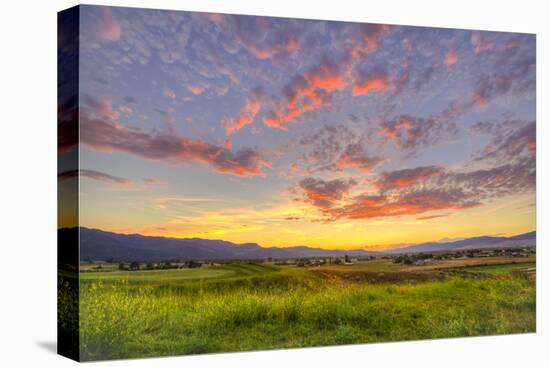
[351,69,389,96]
[58,169,131,185]
[329,188,479,221]
[336,144,384,172]
[295,159,534,222]
[444,49,457,65]
[472,58,534,108]
[343,24,391,72]
[375,166,444,190]
[259,24,391,129]
[143,178,162,185]
[470,37,535,108]
[186,83,206,95]
[264,58,346,129]
[98,7,121,42]
[163,88,177,99]
[379,115,456,150]
[119,104,133,115]
[233,16,301,60]
[297,177,357,209]
[474,121,535,162]
[80,95,270,177]
[471,32,493,54]
[296,124,377,174]
[240,33,299,60]
[82,7,191,66]
[224,88,263,135]
[416,214,450,221]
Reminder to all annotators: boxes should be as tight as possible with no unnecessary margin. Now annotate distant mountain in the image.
[71,227,379,262]
[386,231,536,254]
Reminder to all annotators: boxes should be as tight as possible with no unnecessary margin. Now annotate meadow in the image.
[75,257,536,361]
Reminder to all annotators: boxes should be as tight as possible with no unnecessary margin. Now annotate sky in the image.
[59,5,536,249]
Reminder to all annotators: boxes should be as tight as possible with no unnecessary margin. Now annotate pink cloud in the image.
[80,96,271,177]
[224,90,263,135]
[163,88,177,99]
[143,178,162,185]
[99,7,121,42]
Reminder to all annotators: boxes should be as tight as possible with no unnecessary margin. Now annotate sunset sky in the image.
[60,5,536,249]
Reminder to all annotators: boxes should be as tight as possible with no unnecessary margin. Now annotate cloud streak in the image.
[58,169,131,185]
[80,96,270,177]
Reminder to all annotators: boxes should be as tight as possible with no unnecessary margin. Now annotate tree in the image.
[146,262,154,270]
[118,263,126,270]
[344,254,350,263]
[129,261,140,271]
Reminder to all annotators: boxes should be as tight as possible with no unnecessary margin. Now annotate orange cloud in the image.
[244,35,300,60]
[299,178,357,209]
[207,13,225,23]
[223,138,233,150]
[264,59,346,129]
[224,94,262,136]
[329,190,479,221]
[186,84,206,95]
[445,49,458,65]
[375,166,444,190]
[343,24,391,74]
[352,70,389,96]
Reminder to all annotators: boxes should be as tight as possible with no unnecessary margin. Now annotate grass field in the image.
[73,256,536,361]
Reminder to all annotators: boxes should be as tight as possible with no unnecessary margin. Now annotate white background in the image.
[0,0,548,365]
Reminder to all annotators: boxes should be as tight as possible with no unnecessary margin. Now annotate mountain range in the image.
[64,227,536,262]
[74,227,378,262]
[386,231,536,253]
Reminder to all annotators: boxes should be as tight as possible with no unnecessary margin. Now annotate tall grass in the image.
[79,273,535,361]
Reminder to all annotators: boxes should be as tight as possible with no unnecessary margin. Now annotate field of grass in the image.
[449,261,536,274]
[74,257,536,361]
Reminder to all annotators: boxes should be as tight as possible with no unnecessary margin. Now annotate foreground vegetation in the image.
[76,258,536,361]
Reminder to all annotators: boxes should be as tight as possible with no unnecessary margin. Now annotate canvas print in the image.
[58,5,536,362]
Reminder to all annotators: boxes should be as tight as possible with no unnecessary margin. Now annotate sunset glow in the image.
[61,6,536,250]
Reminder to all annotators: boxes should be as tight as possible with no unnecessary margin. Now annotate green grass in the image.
[322,259,406,272]
[77,262,536,361]
[80,262,280,285]
[451,261,536,274]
